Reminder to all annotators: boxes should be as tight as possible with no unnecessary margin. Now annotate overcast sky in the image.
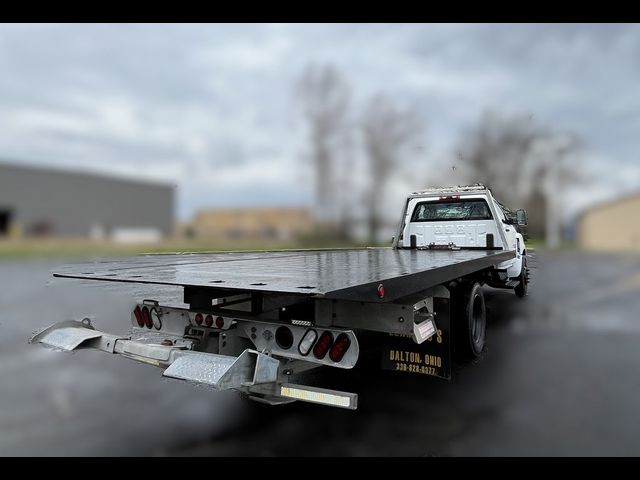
[0,23,638,219]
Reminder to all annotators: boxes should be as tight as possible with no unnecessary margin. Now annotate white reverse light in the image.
[297,329,318,356]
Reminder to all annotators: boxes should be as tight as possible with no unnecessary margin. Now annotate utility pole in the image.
[545,155,561,249]
[545,134,573,249]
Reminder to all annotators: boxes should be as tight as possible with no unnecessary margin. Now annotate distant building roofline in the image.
[0,159,174,190]
[195,206,311,215]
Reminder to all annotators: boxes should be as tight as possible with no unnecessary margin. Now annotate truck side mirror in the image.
[516,209,528,226]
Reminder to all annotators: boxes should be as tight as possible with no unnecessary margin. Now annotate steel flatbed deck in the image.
[54,247,515,303]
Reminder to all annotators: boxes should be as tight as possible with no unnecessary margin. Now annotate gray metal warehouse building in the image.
[0,162,174,239]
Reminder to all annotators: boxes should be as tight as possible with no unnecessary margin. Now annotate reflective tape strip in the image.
[280,386,352,408]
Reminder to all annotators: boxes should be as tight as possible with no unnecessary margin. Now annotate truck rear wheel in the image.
[453,282,486,360]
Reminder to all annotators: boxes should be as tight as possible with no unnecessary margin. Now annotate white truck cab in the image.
[397,184,529,297]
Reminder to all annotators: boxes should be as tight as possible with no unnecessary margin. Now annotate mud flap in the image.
[380,296,451,380]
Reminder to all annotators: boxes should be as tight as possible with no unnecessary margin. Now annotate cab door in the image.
[496,203,518,251]
[492,198,522,277]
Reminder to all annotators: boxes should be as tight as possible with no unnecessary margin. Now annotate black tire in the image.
[515,255,529,298]
[453,282,486,360]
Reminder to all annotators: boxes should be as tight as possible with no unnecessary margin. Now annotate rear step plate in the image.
[163,349,279,390]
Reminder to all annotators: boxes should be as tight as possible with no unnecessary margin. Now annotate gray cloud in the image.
[0,23,638,219]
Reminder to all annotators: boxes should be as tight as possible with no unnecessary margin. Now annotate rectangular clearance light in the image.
[280,385,356,409]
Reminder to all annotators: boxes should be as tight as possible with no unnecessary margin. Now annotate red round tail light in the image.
[215,316,225,329]
[141,306,153,329]
[313,331,334,359]
[377,284,385,299]
[194,313,203,326]
[329,333,351,362]
[133,305,144,328]
[204,314,213,327]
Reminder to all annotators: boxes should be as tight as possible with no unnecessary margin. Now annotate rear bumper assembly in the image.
[29,319,358,409]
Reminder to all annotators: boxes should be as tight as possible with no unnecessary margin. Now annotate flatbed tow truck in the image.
[30,184,529,410]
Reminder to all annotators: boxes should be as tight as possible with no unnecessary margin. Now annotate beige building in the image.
[193,207,314,241]
[578,192,640,252]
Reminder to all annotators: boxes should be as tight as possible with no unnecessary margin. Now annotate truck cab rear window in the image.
[411,199,493,222]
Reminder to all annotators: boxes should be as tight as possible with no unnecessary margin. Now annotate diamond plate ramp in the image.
[30,320,102,351]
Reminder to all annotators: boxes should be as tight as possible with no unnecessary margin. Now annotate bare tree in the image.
[295,64,351,236]
[530,132,583,247]
[456,110,583,241]
[362,94,424,243]
[457,111,538,207]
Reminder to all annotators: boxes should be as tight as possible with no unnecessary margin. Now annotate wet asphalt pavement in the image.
[1,250,640,456]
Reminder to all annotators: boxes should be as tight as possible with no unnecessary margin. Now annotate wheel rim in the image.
[471,293,485,345]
